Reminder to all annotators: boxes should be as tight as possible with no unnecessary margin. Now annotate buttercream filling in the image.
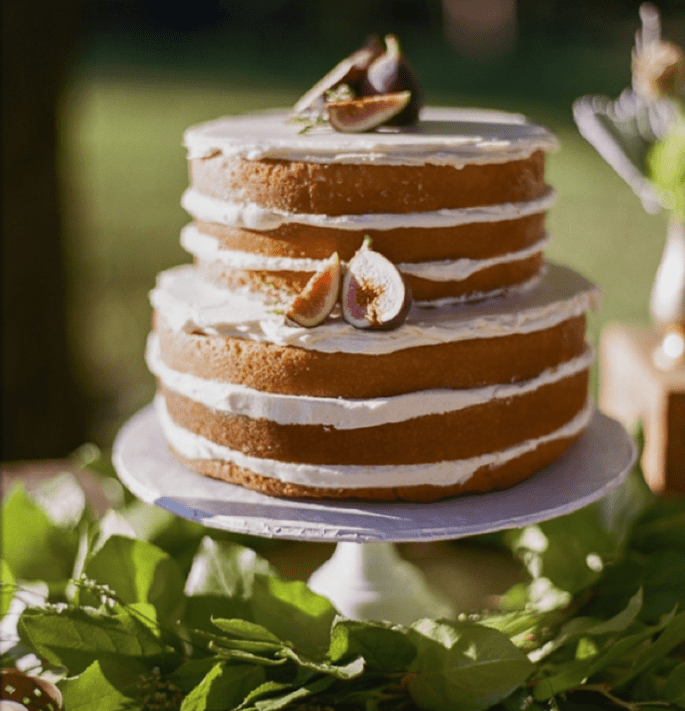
[155,394,593,488]
[148,334,593,429]
[181,223,550,281]
[149,262,600,354]
[181,188,556,232]
[183,107,559,166]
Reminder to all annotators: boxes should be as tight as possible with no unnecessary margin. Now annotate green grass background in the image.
[60,28,671,446]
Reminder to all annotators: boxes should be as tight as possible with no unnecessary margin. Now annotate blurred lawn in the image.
[60,36,669,446]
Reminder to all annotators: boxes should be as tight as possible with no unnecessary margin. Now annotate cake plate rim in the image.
[112,404,636,544]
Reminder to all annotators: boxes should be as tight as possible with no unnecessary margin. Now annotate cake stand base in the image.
[113,406,636,624]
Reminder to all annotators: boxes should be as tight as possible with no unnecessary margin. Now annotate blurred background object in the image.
[573,2,684,493]
[2,0,685,461]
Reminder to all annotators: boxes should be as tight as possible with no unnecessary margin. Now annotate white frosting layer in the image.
[147,333,593,429]
[181,223,549,282]
[155,394,593,489]
[184,107,559,166]
[150,262,600,355]
[180,187,557,231]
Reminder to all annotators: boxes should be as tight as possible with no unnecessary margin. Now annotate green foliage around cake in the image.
[2,445,685,711]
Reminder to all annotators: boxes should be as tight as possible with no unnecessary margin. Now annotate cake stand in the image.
[113,405,636,625]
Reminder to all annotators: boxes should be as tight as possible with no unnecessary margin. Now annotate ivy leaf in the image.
[82,534,185,628]
[250,575,337,660]
[406,618,534,711]
[17,604,179,675]
[180,662,265,711]
[328,617,417,672]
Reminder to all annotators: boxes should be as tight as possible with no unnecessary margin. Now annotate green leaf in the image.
[535,588,643,661]
[211,618,282,644]
[180,662,265,711]
[250,575,337,660]
[329,618,417,672]
[508,506,618,595]
[406,619,534,711]
[17,604,179,674]
[185,538,279,599]
[631,496,685,553]
[209,644,289,667]
[663,662,685,707]
[532,605,679,701]
[278,645,365,679]
[588,549,685,623]
[60,658,148,711]
[183,538,281,633]
[614,609,685,689]
[83,534,185,626]
[532,657,594,702]
[479,609,550,651]
[241,675,336,711]
[1,484,79,582]
[1,558,15,617]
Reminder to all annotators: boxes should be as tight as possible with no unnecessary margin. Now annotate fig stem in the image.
[384,33,402,59]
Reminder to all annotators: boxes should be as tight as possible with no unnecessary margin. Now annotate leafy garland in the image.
[1,438,684,711]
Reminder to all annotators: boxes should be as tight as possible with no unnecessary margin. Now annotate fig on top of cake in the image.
[292,34,423,133]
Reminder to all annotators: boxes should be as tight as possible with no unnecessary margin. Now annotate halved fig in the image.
[285,253,341,328]
[328,92,411,133]
[293,35,384,116]
[342,238,412,330]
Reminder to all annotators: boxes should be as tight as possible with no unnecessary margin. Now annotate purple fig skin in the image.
[342,238,413,330]
[293,35,384,116]
[360,34,423,126]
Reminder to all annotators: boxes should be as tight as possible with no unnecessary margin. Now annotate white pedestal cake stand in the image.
[113,405,636,625]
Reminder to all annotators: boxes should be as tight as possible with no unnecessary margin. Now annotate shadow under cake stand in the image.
[113,405,636,625]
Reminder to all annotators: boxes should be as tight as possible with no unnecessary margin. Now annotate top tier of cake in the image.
[183,107,558,165]
[179,107,560,305]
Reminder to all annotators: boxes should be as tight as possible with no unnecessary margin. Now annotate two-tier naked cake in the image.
[146,106,599,502]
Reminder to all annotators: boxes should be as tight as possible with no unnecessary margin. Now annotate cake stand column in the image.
[306,541,454,625]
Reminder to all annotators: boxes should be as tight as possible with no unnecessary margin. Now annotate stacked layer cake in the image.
[147,107,599,502]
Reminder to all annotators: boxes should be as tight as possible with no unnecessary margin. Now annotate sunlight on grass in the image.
[60,77,667,445]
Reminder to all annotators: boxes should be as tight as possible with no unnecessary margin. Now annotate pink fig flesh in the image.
[286,253,341,328]
[342,238,412,330]
[327,92,411,133]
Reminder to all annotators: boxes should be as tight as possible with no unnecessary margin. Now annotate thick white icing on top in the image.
[184,107,559,166]
[180,187,557,231]
[181,223,549,281]
[155,394,593,489]
[149,262,600,355]
[148,333,593,429]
